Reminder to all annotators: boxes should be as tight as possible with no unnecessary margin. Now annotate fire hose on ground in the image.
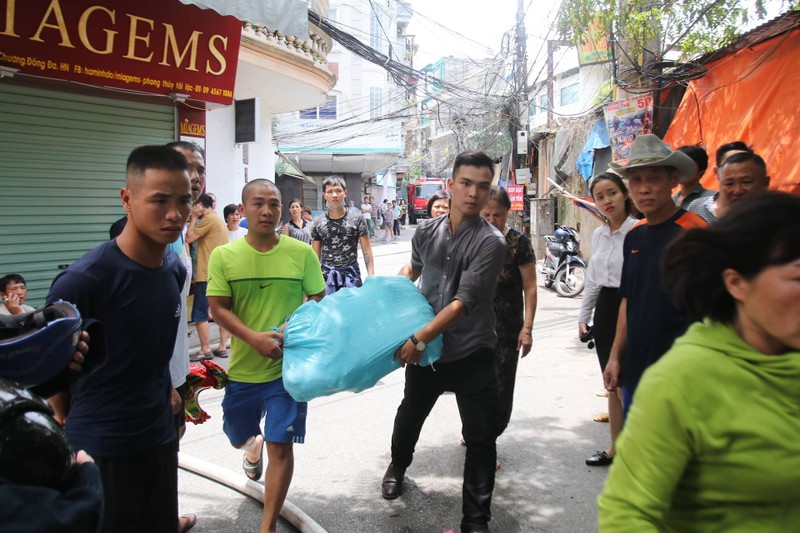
[179,452,328,533]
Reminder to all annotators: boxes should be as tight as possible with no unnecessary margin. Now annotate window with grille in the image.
[370,87,382,119]
[299,95,338,120]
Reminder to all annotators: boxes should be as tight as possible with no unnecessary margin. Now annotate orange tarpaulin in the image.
[664,27,800,195]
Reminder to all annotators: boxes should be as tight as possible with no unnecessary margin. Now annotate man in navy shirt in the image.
[603,135,706,415]
[47,145,192,532]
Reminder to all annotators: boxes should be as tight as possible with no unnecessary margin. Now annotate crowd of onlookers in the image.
[1,135,797,533]
[575,135,799,531]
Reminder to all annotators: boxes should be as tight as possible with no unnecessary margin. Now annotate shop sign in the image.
[577,17,613,66]
[0,0,242,105]
[602,95,654,165]
[179,104,206,151]
[508,184,525,211]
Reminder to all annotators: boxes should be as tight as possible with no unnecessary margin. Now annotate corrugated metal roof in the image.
[699,10,800,64]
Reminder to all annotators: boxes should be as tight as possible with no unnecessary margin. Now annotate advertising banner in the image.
[507,184,525,212]
[602,94,653,165]
[0,0,242,105]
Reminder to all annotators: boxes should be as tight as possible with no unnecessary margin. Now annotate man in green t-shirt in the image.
[207,179,325,533]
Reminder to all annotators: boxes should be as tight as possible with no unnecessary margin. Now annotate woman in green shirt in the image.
[598,192,800,532]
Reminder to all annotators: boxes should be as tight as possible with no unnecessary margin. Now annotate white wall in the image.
[530,58,612,129]
[206,105,276,210]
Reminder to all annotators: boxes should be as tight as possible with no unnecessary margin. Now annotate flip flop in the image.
[593,413,609,423]
[242,439,264,481]
[178,513,197,533]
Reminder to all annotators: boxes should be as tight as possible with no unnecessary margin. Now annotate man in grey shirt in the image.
[382,151,506,533]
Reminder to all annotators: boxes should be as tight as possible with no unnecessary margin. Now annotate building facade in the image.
[0,0,335,303]
[274,0,412,209]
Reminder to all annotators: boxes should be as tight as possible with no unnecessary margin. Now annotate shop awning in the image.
[178,0,308,39]
[374,171,397,188]
[275,151,316,184]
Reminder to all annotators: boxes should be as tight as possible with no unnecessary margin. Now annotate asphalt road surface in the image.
[179,226,609,532]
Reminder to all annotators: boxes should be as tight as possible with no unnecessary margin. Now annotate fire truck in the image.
[407,176,447,224]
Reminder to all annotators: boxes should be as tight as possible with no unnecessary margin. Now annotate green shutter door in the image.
[0,83,174,305]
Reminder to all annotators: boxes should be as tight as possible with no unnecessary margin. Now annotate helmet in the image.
[0,301,82,388]
[0,377,75,488]
[554,227,571,242]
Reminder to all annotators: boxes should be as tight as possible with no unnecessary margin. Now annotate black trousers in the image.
[593,287,621,372]
[391,348,499,532]
[94,440,178,533]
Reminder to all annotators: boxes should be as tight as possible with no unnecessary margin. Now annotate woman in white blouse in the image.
[579,173,638,467]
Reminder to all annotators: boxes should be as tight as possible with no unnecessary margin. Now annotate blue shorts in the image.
[191,281,209,322]
[622,385,634,420]
[221,378,307,446]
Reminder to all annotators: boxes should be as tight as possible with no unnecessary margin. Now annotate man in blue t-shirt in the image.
[603,135,707,416]
[47,145,192,533]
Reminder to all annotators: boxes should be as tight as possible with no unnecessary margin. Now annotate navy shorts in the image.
[622,385,634,420]
[222,378,307,446]
[191,281,209,322]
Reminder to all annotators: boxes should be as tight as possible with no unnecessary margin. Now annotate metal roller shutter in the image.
[0,82,174,305]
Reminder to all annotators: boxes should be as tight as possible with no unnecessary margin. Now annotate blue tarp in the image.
[576,118,611,181]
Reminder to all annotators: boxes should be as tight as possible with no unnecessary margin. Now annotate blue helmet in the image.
[554,227,571,242]
[0,301,83,388]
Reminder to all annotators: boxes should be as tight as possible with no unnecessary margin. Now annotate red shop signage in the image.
[507,185,525,211]
[0,0,242,105]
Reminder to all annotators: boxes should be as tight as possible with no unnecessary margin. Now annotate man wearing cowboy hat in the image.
[602,135,707,416]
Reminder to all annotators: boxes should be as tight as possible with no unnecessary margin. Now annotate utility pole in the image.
[546,40,554,128]
[511,0,528,170]
[509,0,529,232]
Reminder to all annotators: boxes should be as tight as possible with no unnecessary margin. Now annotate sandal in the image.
[242,439,264,481]
[593,413,609,423]
[190,351,213,362]
[178,513,197,533]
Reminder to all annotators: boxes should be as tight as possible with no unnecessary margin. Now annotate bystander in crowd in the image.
[599,192,800,531]
[0,274,35,315]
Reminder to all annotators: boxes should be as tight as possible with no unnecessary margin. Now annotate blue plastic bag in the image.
[282,276,442,402]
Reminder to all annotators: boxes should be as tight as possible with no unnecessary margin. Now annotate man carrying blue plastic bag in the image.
[207,179,326,533]
[383,151,507,533]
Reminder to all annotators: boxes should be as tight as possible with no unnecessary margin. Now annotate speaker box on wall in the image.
[235,98,260,144]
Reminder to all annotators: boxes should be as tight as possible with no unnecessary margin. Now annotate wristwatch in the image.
[410,334,426,352]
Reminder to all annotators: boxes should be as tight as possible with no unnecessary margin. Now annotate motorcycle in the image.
[538,225,587,298]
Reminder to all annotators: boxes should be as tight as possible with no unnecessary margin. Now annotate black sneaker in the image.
[586,450,613,466]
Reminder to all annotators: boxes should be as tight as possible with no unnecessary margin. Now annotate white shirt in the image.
[168,229,192,388]
[0,303,35,315]
[578,216,638,324]
[361,203,372,219]
[228,227,247,241]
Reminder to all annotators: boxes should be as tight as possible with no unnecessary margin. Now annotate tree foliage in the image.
[557,0,790,67]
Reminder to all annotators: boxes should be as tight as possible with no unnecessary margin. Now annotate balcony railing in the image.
[242,20,332,66]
